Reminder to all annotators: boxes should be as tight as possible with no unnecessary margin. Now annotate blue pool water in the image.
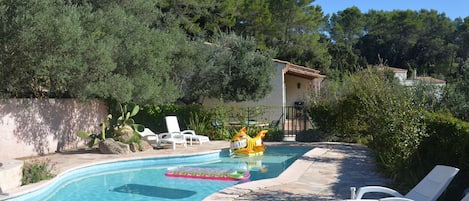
[9,146,310,201]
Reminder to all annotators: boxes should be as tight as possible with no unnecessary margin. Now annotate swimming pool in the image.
[7,146,310,201]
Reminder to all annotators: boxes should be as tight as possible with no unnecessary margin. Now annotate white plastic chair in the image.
[137,128,186,150]
[347,165,459,201]
[165,116,210,145]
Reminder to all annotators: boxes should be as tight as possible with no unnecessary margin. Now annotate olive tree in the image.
[184,32,276,103]
[0,0,188,104]
[0,0,277,105]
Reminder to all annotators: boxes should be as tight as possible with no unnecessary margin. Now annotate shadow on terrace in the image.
[233,142,390,201]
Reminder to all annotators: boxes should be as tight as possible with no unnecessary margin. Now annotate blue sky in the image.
[312,0,468,20]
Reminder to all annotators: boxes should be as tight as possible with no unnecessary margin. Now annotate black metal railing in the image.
[283,106,310,136]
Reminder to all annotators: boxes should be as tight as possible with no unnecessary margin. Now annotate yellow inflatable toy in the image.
[230,127,268,156]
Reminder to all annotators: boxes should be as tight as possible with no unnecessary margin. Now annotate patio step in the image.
[283,135,296,141]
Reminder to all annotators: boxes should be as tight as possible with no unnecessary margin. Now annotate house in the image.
[203,59,325,136]
[377,66,408,84]
[377,66,446,87]
[405,76,446,87]
[377,66,446,97]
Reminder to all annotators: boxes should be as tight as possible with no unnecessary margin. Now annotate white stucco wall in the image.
[284,75,316,106]
[0,99,107,159]
[395,71,407,84]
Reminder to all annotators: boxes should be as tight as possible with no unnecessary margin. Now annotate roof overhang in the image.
[273,59,326,80]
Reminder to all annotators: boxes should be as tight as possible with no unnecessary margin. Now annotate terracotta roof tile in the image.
[273,59,325,79]
[415,76,446,84]
[377,66,408,72]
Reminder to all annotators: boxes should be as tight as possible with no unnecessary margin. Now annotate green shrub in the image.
[399,111,469,200]
[135,103,231,140]
[205,100,275,140]
[135,102,277,141]
[134,104,203,133]
[188,111,215,139]
[309,69,469,200]
[308,103,337,135]
[263,128,283,142]
[207,100,232,140]
[22,158,57,185]
[309,69,427,174]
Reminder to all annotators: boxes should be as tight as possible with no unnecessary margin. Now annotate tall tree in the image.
[234,0,272,50]
[327,7,366,71]
[266,0,331,69]
[0,0,186,104]
[409,10,456,76]
[185,33,276,103]
[157,0,240,37]
[361,10,424,68]
[1,0,91,98]
[358,9,458,78]
[455,17,469,61]
[329,6,365,46]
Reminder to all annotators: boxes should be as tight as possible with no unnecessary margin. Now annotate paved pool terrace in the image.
[1,141,389,201]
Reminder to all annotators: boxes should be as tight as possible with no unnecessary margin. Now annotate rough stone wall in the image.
[0,99,107,159]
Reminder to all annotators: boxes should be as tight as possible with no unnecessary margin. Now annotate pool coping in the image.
[1,150,222,200]
[203,147,328,200]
